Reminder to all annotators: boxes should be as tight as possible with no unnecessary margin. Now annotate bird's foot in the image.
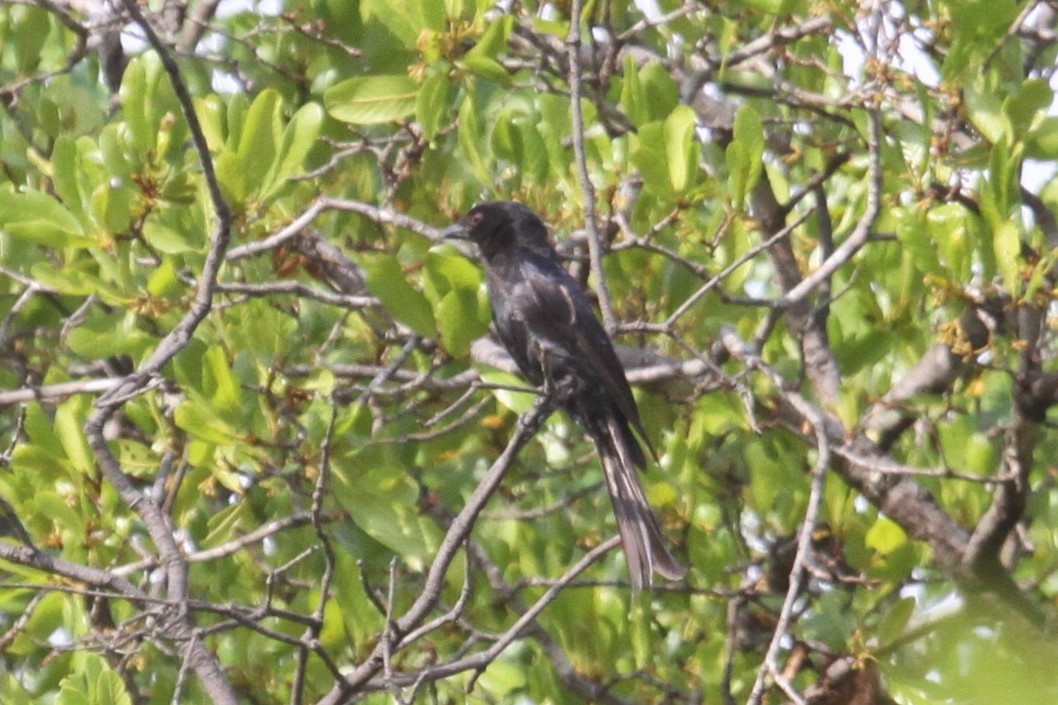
[517,394,557,436]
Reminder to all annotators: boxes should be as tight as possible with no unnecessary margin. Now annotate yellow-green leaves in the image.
[620,60,679,128]
[215,89,323,207]
[631,104,702,200]
[423,247,489,357]
[865,516,908,555]
[0,189,90,248]
[362,252,437,338]
[330,462,440,571]
[727,105,765,209]
[325,75,419,125]
[993,220,1022,296]
[119,54,186,164]
[57,653,133,705]
[665,105,699,194]
[415,72,451,141]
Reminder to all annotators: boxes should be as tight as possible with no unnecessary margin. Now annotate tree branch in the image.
[317,398,555,703]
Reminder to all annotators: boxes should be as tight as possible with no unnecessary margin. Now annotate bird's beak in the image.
[439,221,469,241]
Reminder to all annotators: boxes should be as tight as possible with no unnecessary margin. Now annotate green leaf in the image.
[214,151,248,206]
[639,62,679,123]
[174,399,243,446]
[23,403,67,462]
[146,258,180,298]
[664,105,698,194]
[993,220,1021,295]
[732,104,764,198]
[236,88,282,198]
[457,91,491,186]
[726,141,748,207]
[928,203,971,279]
[361,0,437,44]
[202,502,252,547]
[50,136,85,220]
[262,102,324,199]
[143,220,203,255]
[37,98,61,139]
[423,247,483,301]
[30,492,82,536]
[895,208,941,275]
[415,71,451,142]
[467,14,513,59]
[0,189,91,248]
[962,432,997,475]
[13,6,49,75]
[119,58,151,155]
[479,369,535,413]
[1025,117,1058,159]
[361,252,437,337]
[330,463,440,570]
[964,76,1011,145]
[194,94,227,151]
[1003,78,1052,138]
[434,288,480,356]
[0,672,35,705]
[878,597,917,645]
[225,92,250,151]
[58,654,132,705]
[520,121,549,184]
[96,179,134,235]
[630,122,673,198]
[203,345,242,414]
[54,396,94,478]
[866,517,908,555]
[66,314,155,360]
[95,670,133,705]
[222,299,295,366]
[98,124,133,182]
[620,55,647,127]
[475,661,527,696]
[459,54,511,84]
[325,75,419,125]
[491,109,522,162]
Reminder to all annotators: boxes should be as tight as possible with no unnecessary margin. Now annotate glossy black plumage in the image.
[443,201,685,589]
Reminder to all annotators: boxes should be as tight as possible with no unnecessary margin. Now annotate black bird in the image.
[443,201,685,589]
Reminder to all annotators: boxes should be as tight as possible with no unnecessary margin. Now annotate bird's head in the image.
[441,201,553,261]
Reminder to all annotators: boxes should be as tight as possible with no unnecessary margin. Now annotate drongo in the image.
[443,201,684,589]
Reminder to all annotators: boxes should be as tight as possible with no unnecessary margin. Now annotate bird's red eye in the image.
[470,212,485,226]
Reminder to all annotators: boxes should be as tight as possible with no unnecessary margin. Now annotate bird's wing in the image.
[515,253,654,457]
[487,264,543,385]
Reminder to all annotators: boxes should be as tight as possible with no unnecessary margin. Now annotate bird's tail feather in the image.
[597,415,686,590]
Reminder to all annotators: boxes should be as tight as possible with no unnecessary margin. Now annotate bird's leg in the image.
[528,338,556,400]
[533,339,584,406]
[519,388,558,437]
[533,341,573,405]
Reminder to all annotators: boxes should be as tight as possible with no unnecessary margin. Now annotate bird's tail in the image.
[596,414,686,590]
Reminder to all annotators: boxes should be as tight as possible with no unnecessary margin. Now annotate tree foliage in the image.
[1,0,1058,703]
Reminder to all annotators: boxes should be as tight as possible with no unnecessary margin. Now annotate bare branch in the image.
[317,398,555,704]
[567,0,616,331]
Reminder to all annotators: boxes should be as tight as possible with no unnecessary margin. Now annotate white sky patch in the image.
[635,0,663,22]
[119,24,147,54]
[212,70,242,94]
[1024,159,1058,194]
[48,627,72,648]
[834,12,940,90]
[217,0,282,18]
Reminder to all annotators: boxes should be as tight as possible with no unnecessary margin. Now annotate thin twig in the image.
[567,0,616,330]
[80,3,238,702]
[746,380,830,705]
[316,398,555,704]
